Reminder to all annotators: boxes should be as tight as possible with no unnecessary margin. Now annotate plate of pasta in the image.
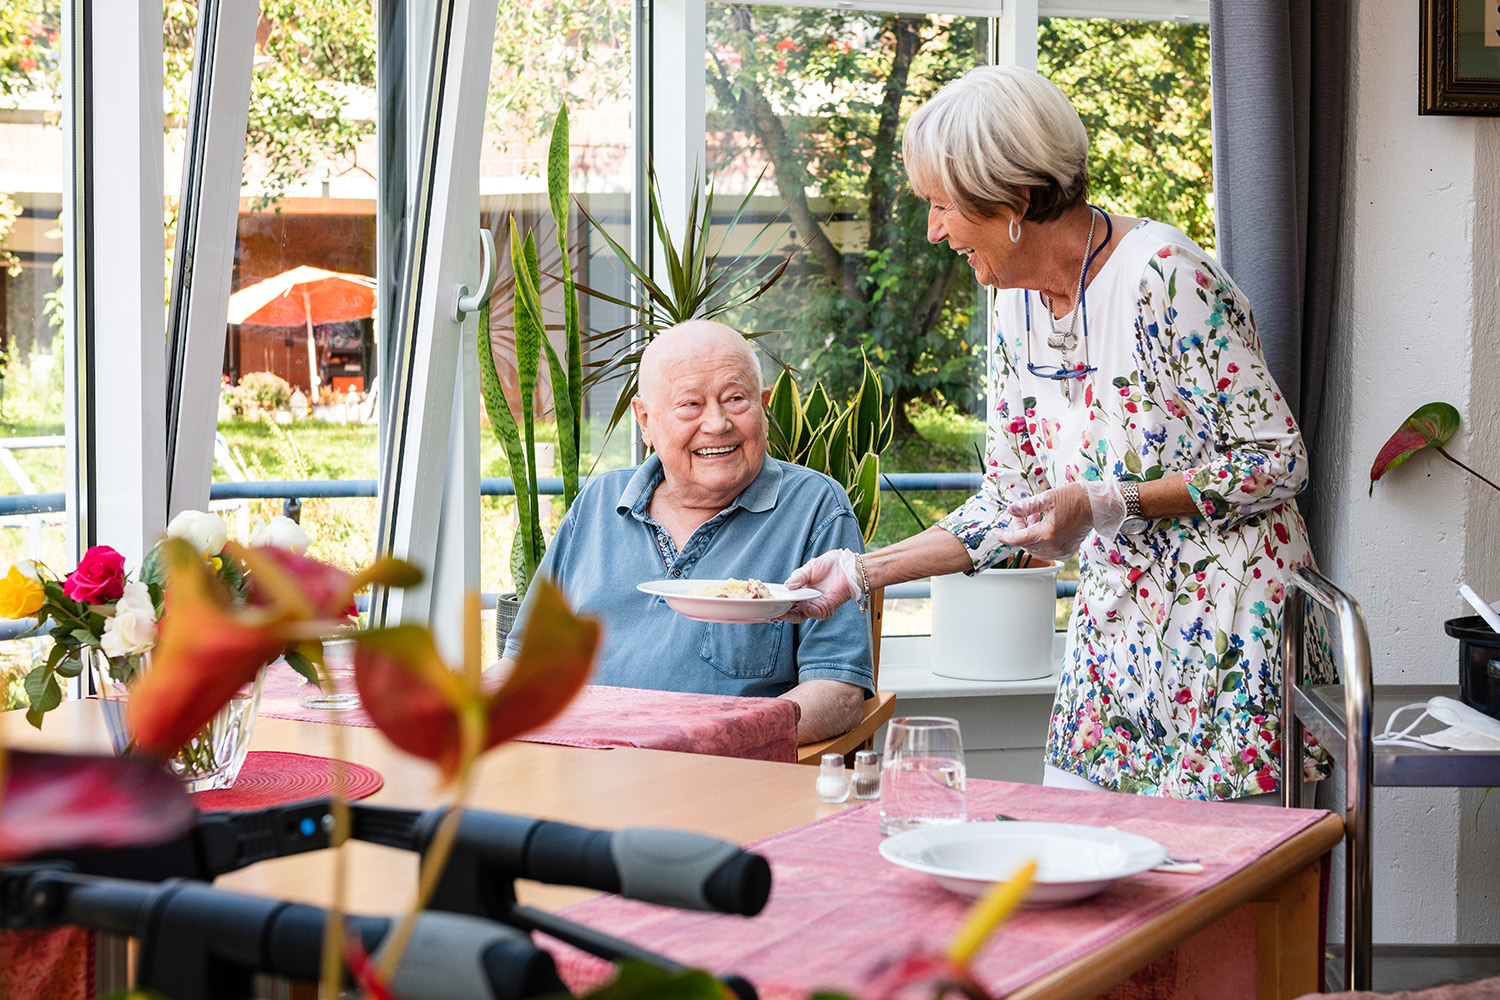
[636,578,819,623]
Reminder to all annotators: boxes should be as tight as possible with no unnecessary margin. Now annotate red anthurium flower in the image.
[0,749,196,861]
[1369,401,1459,495]
[355,578,598,782]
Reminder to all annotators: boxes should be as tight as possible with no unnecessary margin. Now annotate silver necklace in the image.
[1044,207,1099,352]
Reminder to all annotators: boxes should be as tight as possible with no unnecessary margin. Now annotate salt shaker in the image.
[816,752,850,803]
[852,749,881,799]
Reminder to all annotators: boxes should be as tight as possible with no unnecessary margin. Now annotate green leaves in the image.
[765,354,892,543]
[477,105,587,597]
[575,161,793,441]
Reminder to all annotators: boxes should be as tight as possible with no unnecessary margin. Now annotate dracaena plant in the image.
[574,160,794,440]
[1369,401,1500,496]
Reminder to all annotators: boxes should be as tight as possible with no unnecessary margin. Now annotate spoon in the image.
[992,813,1200,866]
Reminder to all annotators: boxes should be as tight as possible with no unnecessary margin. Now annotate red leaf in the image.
[354,625,470,779]
[0,750,196,861]
[127,539,285,757]
[352,579,598,780]
[486,578,598,747]
[1370,402,1460,493]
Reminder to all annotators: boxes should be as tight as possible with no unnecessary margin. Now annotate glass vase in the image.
[89,648,264,792]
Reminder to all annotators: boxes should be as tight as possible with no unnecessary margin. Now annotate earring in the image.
[1009,216,1022,243]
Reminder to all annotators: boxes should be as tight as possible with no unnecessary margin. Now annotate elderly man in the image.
[498,320,872,742]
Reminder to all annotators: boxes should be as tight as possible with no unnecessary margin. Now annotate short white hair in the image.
[902,65,1089,222]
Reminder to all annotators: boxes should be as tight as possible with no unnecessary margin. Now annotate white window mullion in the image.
[165,1,257,519]
[650,0,707,258]
[372,0,495,661]
[64,0,166,567]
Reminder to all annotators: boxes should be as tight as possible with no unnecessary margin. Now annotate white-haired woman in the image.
[787,65,1330,802]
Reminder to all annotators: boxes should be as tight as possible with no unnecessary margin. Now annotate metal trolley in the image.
[1279,566,1373,992]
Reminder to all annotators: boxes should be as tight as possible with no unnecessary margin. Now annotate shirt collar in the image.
[617,454,782,518]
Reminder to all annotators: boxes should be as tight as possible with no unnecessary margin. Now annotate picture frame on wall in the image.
[1422,0,1500,114]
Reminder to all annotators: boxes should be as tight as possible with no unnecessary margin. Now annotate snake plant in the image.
[766,355,893,544]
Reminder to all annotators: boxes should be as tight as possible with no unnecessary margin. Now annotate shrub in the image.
[238,371,294,410]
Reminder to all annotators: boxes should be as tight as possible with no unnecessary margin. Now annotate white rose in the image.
[100,581,157,657]
[251,515,311,554]
[166,509,229,557]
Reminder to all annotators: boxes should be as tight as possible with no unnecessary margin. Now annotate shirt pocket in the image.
[699,621,784,679]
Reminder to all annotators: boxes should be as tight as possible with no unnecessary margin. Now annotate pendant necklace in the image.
[1043,207,1099,352]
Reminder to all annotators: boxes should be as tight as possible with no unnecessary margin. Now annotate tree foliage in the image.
[1039,17,1214,249]
[706,9,987,435]
[697,10,1214,440]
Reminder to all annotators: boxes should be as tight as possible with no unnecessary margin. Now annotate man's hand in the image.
[780,549,862,622]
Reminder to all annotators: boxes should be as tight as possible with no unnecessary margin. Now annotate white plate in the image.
[636,579,819,623]
[879,821,1168,906]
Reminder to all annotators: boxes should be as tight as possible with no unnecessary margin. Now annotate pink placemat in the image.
[191,750,383,811]
[258,663,799,763]
[542,780,1331,1000]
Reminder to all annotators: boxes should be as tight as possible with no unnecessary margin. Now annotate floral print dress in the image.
[938,219,1332,800]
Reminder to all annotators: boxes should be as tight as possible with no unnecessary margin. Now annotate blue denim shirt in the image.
[502,456,874,698]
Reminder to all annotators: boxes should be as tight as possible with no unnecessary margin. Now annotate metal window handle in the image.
[453,227,496,321]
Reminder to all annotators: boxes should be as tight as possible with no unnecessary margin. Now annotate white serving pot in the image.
[930,563,1061,681]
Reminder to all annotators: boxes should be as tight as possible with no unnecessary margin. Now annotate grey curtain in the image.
[1208,0,1349,447]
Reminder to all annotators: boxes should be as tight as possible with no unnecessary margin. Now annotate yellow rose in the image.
[0,562,46,618]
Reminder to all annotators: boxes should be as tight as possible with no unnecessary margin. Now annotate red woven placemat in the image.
[191,751,382,811]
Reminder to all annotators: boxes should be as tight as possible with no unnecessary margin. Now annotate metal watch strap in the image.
[1120,480,1143,519]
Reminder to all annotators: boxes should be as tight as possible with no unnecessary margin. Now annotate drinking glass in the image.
[298,637,360,710]
[879,716,967,835]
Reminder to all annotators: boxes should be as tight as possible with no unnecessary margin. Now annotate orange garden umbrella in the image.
[226,266,377,395]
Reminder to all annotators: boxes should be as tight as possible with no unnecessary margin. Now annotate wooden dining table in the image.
[5,704,1343,1000]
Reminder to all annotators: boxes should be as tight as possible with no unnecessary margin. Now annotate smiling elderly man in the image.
[497,320,872,742]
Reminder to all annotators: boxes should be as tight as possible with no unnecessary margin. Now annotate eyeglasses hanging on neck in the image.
[1024,293,1097,381]
[1023,205,1111,385]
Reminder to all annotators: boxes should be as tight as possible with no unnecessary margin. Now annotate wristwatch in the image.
[1119,480,1148,535]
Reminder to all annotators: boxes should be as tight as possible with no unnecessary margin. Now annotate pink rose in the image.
[64,545,127,604]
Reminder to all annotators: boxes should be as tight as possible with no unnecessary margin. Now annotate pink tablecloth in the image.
[258,663,799,763]
[543,780,1331,1000]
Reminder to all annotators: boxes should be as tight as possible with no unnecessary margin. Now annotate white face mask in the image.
[1374,696,1500,752]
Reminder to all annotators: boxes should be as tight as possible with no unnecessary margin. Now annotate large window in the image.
[476,0,634,603]
[218,3,379,572]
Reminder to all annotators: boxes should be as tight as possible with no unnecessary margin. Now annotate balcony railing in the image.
[0,471,1078,640]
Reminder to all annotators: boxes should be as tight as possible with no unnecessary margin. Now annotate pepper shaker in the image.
[816,752,850,803]
[852,749,881,799]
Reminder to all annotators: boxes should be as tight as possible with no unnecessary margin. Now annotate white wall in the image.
[1320,0,1500,944]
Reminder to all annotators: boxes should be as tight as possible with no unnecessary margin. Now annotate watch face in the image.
[1120,516,1149,535]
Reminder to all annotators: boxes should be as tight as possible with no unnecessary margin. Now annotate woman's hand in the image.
[780,549,863,622]
[1000,481,1126,560]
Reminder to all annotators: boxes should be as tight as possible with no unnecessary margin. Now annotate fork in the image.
[992,813,1201,869]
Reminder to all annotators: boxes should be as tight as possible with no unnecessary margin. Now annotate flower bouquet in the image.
[6,510,318,789]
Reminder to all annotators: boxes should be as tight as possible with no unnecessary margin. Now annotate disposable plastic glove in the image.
[780,548,862,623]
[998,481,1127,561]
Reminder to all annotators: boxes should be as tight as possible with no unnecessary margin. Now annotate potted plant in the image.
[575,160,792,440]
[1371,401,1500,714]
[764,353,892,543]
[5,509,322,789]
[895,439,1060,683]
[477,104,585,652]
